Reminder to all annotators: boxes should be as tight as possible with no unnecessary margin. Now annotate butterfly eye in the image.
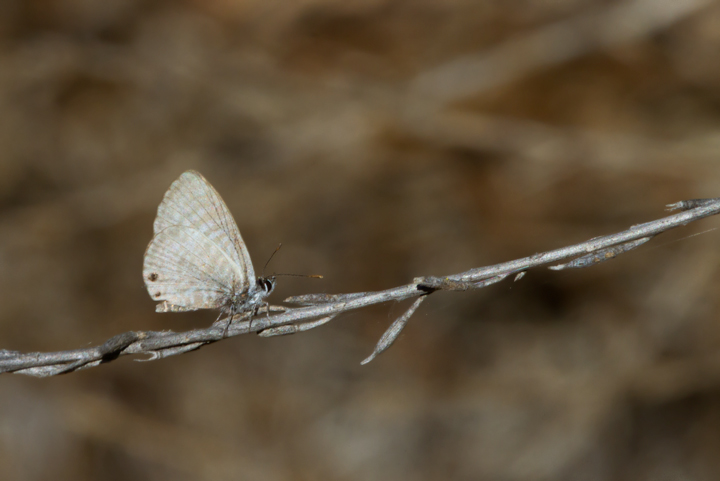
[259,278,274,293]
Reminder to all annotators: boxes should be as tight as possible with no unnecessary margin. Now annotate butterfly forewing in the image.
[153,170,255,282]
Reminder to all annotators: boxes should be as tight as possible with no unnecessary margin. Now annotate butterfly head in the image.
[257,276,276,296]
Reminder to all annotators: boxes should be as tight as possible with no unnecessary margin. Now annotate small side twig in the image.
[361,296,427,365]
[548,237,653,270]
[258,315,338,337]
[1,198,719,376]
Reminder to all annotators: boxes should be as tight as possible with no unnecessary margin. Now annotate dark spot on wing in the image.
[154,292,162,298]
[148,273,159,281]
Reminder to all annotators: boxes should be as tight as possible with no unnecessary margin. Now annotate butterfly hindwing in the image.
[143,225,244,311]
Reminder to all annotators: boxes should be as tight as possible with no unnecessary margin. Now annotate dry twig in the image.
[1,197,718,377]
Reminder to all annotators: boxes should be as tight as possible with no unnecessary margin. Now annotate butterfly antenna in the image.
[264,243,323,279]
[275,273,323,279]
[263,243,283,278]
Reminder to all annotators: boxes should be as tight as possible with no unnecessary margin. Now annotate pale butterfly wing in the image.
[153,170,255,283]
[144,225,242,311]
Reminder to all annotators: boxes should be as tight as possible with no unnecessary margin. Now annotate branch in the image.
[2,198,719,377]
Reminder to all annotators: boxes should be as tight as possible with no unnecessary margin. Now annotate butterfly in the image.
[143,170,275,330]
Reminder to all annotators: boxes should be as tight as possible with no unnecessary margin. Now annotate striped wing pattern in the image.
[143,170,254,313]
[144,225,241,311]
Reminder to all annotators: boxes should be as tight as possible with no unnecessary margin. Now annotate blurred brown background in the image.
[2,0,720,479]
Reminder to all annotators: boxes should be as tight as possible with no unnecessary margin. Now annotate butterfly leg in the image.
[246,302,269,335]
[220,309,235,339]
[248,306,259,334]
